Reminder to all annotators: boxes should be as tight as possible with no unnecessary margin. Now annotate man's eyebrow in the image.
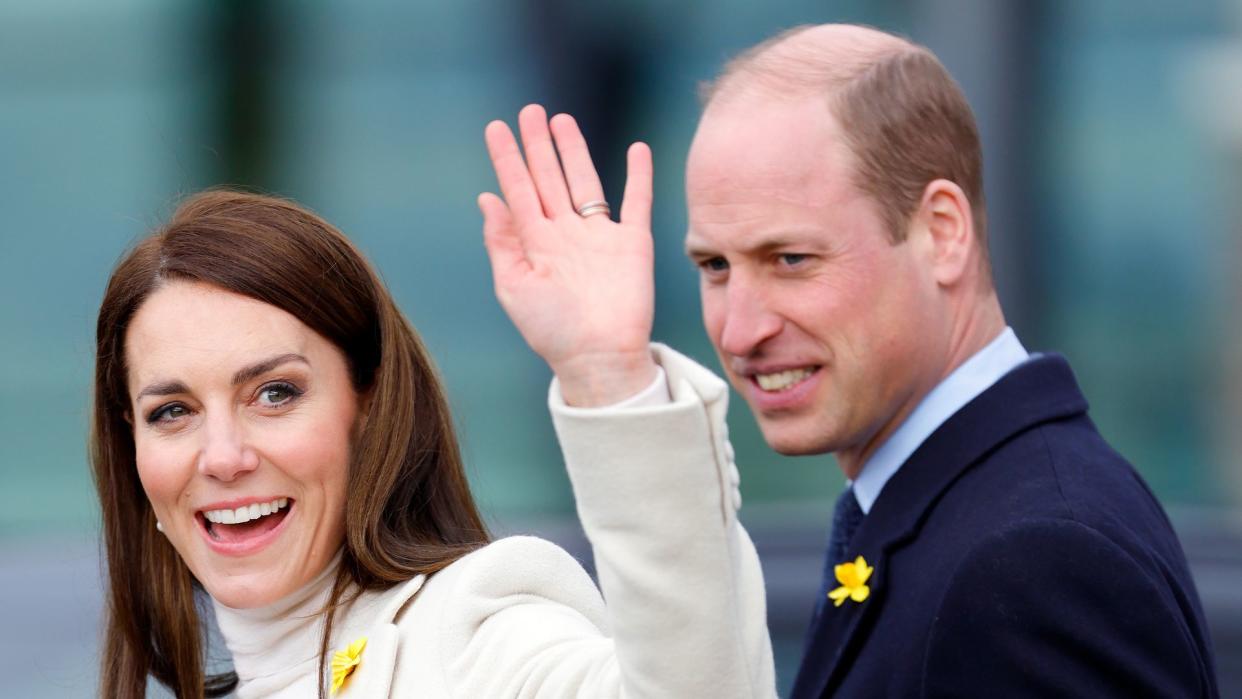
[684,233,720,259]
[685,242,715,259]
[231,353,310,387]
[685,234,809,259]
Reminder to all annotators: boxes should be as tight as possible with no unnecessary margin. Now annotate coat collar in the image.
[790,353,1089,699]
[336,574,427,698]
[217,558,427,698]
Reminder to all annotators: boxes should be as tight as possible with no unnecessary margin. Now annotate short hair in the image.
[703,25,988,259]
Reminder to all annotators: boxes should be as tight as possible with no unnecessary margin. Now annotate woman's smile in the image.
[197,496,295,555]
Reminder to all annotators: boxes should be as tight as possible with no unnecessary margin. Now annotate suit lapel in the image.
[789,354,1089,699]
[790,533,891,698]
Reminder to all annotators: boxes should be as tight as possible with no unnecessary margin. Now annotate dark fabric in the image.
[826,486,866,572]
[808,487,865,626]
[789,354,1219,699]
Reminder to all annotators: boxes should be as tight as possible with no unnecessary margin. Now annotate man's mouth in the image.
[753,366,819,392]
[199,497,292,544]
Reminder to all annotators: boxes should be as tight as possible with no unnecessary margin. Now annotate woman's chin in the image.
[194,546,340,609]
[194,556,310,609]
[203,572,290,609]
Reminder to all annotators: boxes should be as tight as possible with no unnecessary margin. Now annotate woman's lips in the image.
[197,501,294,557]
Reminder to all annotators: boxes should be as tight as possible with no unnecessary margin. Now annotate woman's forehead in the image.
[124,281,318,388]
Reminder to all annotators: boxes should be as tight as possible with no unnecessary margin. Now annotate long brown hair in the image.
[91,190,490,698]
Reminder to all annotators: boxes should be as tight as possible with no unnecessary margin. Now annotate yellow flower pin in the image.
[828,555,873,607]
[330,636,367,695]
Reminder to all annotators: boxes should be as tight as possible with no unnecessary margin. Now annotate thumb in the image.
[478,192,528,282]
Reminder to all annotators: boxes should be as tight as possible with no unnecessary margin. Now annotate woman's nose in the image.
[196,412,259,481]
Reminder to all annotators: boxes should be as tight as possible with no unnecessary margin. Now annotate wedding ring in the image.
[576,200,611,218]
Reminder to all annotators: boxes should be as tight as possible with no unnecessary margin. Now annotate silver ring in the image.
[576,200,611,218]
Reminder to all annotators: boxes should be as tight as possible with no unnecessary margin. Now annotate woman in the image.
[92,108,773,698]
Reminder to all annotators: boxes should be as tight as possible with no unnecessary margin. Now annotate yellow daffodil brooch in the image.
[330,636,367,695]
[828,556,873,607]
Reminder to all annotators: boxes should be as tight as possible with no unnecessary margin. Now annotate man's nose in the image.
[717,278,782,357]
[197,410,259,481]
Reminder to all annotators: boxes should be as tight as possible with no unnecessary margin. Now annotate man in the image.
[684,25,1219,698]
[480,23,1218,698]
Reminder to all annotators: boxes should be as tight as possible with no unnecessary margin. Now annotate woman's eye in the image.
[256,382,303,407]
[147,403,189,424]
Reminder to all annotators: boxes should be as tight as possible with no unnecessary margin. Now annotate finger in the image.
[620,142,653,231]
[517,104,574,217]
[484,120,544,224]
[478,192,529,280]
[549,113,607,213]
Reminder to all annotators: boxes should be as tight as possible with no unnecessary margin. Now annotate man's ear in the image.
[912,178,975,287]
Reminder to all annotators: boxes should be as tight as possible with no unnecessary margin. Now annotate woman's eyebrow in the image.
[231,353,310,386]
[135,380,189,401]
[134,353,310,402]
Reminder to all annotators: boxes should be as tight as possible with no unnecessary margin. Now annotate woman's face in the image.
[125,281,361,608]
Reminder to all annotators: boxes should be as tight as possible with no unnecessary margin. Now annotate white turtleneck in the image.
[211,553,419,697]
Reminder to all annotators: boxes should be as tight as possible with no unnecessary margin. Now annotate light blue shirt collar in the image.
[850,327,1029,514]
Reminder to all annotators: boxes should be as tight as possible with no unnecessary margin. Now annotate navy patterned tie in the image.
[812,486,865,620]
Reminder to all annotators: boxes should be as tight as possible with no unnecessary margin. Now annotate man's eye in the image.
[256,382,303,407]
[700,257,729,273]
[779,253,808,266]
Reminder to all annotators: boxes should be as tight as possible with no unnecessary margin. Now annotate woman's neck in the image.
[210,552,343,688]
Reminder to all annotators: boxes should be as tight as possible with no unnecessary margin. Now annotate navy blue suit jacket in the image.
[790,354,1218,698]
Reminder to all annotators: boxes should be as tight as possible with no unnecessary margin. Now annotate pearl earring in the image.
[156,520,164,533]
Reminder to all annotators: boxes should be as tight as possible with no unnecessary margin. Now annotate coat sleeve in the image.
[389,345,774,698]
[546,343,776,699]
[921,518,1215,698]
[390,536,620,698]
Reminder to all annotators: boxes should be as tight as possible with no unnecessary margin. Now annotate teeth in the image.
[203,497,289,525]
[756,368,814,392]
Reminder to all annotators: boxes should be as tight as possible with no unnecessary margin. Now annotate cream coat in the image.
[213,344,776,697]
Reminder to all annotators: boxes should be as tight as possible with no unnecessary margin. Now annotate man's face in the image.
[686,94,947,468]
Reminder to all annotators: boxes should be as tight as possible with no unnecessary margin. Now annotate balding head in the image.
[704,24,915,106]
[701,24,988,267]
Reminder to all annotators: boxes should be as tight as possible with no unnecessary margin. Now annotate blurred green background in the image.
[3,0,1241,695]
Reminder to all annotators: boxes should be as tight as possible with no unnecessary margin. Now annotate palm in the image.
[479,106,657,402]
[494,214,652,365]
